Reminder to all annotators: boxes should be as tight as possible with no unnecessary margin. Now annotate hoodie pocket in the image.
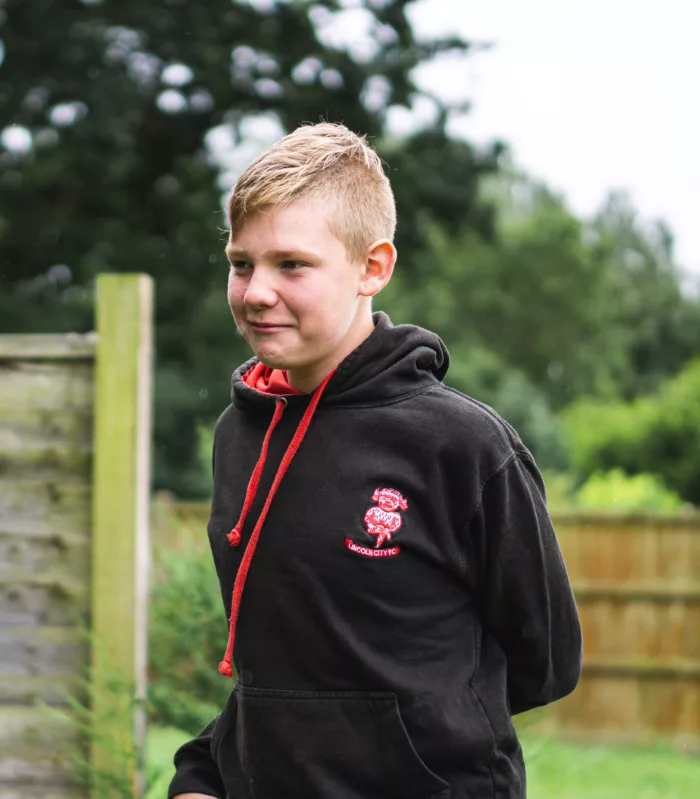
[214,684,450,799]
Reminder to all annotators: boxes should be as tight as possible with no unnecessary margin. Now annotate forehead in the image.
[228,197,341,254]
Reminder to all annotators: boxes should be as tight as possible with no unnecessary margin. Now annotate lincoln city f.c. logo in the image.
[345,487,408,559]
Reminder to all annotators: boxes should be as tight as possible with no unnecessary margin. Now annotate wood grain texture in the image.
[90,274,153,798]
[0,707,82,797]
[0,333,96,360]
[548,514,700,747]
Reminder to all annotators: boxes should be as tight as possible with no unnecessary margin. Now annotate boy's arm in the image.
[168,716,226,799]
[466,450,583,715]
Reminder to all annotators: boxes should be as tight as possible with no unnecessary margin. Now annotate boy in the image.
[169,123,582,799]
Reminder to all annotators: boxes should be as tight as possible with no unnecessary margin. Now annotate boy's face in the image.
[226,196,381,389]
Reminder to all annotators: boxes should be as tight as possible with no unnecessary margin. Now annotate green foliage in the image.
[446,345,568,471]
[562,359,700,504]
[575,470,684,512]
[542,469,684,512]
[44,643,149,799]
[148,535,231,734]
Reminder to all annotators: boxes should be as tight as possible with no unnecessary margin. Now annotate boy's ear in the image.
[358,239,397,298]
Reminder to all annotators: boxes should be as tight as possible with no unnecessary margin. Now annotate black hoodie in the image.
[168,313,582,799]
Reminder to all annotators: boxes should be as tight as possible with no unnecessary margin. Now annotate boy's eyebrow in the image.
[225,246,319,261]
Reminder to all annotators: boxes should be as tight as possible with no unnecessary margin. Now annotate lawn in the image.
[147,725,700,799]
[521,734,700,799]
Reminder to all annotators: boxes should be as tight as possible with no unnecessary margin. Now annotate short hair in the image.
[227,122,396,261]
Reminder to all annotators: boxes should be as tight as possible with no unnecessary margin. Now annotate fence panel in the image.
[550,512,700,748]
[0,275,152,799]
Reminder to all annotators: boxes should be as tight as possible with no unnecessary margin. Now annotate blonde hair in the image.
[227,122,396,261]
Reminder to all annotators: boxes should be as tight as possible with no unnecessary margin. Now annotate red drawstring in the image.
[218,370,335,677]
[226,399,286,547]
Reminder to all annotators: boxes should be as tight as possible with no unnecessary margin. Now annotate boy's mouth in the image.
[248,321,292,332]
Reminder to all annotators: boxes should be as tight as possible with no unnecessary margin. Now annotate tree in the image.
[0,0,496,495]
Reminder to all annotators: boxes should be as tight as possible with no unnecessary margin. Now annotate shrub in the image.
[574,469,684,512]
[148,533,231,735]
[561,359,700,504]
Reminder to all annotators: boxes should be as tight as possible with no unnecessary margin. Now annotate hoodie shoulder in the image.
[426,384,528,479]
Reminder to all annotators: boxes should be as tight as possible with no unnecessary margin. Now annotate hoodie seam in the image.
[459,451,519,582]
[321,384,440,409]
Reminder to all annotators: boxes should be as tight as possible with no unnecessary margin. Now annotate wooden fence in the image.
[547,511,700,749]
[155,499,700,749]
[0,275,153,799]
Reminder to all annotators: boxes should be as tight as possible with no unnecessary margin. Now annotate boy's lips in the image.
[248,321,292,332]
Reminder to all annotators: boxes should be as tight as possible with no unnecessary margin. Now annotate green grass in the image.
[146,725,700,799]
[145,725,191,799]
[521,735,700,799]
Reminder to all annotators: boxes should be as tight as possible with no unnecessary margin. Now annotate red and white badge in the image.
[345,487,408,558]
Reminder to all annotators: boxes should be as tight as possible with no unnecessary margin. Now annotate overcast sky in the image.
[404,0,700,277]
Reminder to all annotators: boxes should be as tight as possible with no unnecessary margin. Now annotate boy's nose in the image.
[244,269,278,308]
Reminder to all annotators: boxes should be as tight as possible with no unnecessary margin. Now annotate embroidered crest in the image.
[345,487,408,558]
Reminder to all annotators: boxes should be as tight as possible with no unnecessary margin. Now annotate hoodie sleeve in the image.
[167,716,226,799]
[466,450,583,716]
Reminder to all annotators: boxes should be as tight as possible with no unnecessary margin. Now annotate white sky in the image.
[406,0,700,277]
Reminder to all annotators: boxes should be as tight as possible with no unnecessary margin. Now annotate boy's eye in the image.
[280,260,305,270]
[231,260,251,271]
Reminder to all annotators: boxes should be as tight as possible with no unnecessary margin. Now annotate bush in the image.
[574,469,684,512]
[542,469,685,512]
[561,359,700,504]
[148,533,231,735]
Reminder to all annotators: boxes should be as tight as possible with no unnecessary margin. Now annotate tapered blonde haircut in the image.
[227,123,396,261]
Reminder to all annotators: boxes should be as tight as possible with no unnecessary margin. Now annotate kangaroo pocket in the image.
[216,684,450,799]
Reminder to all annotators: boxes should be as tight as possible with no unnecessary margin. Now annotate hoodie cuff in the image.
[168,760,225,799]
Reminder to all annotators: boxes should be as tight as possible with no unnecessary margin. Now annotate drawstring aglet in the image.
[227,526,241,546]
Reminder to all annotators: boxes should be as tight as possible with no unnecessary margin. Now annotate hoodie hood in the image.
[231,312,450,409]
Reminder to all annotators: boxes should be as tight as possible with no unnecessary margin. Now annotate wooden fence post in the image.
[90,274,153,797]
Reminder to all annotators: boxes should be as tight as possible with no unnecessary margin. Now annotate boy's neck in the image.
[287,308,375,393]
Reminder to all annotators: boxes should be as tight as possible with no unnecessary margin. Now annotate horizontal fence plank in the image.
[0,706,82,781]
[558,521,700,583]
[0,674,86,706]
[0,626,88,677]
[0,532,90,584]
[0,480,91,539]
[578,597,700,662]
[552,510,700,529]
[583,655,700,680]
[550,672,700,749]
[0,408,93,452]
[0,581,89,627]
[0,334,96,360]
[0,362,94,413]
[573,580,700,603]
[0,790,81,799]
[0,444,92,480]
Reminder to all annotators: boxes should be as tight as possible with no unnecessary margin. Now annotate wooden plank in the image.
[0,407,93,451]
[552,510,700,529]
[0,444,91,480]
[583,655,700,679]
[0,531,90,584]
[0,480,91,539]
[0,625,88,676]
[0,673,85,706]
[0,333,96,360]
[90,274,152,798]
[0,706,83,794]
[0,582,89,627]
[573,580,700,603]
[0,362,94,413]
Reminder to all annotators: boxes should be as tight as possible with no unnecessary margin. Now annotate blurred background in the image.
[1,1,699,797]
